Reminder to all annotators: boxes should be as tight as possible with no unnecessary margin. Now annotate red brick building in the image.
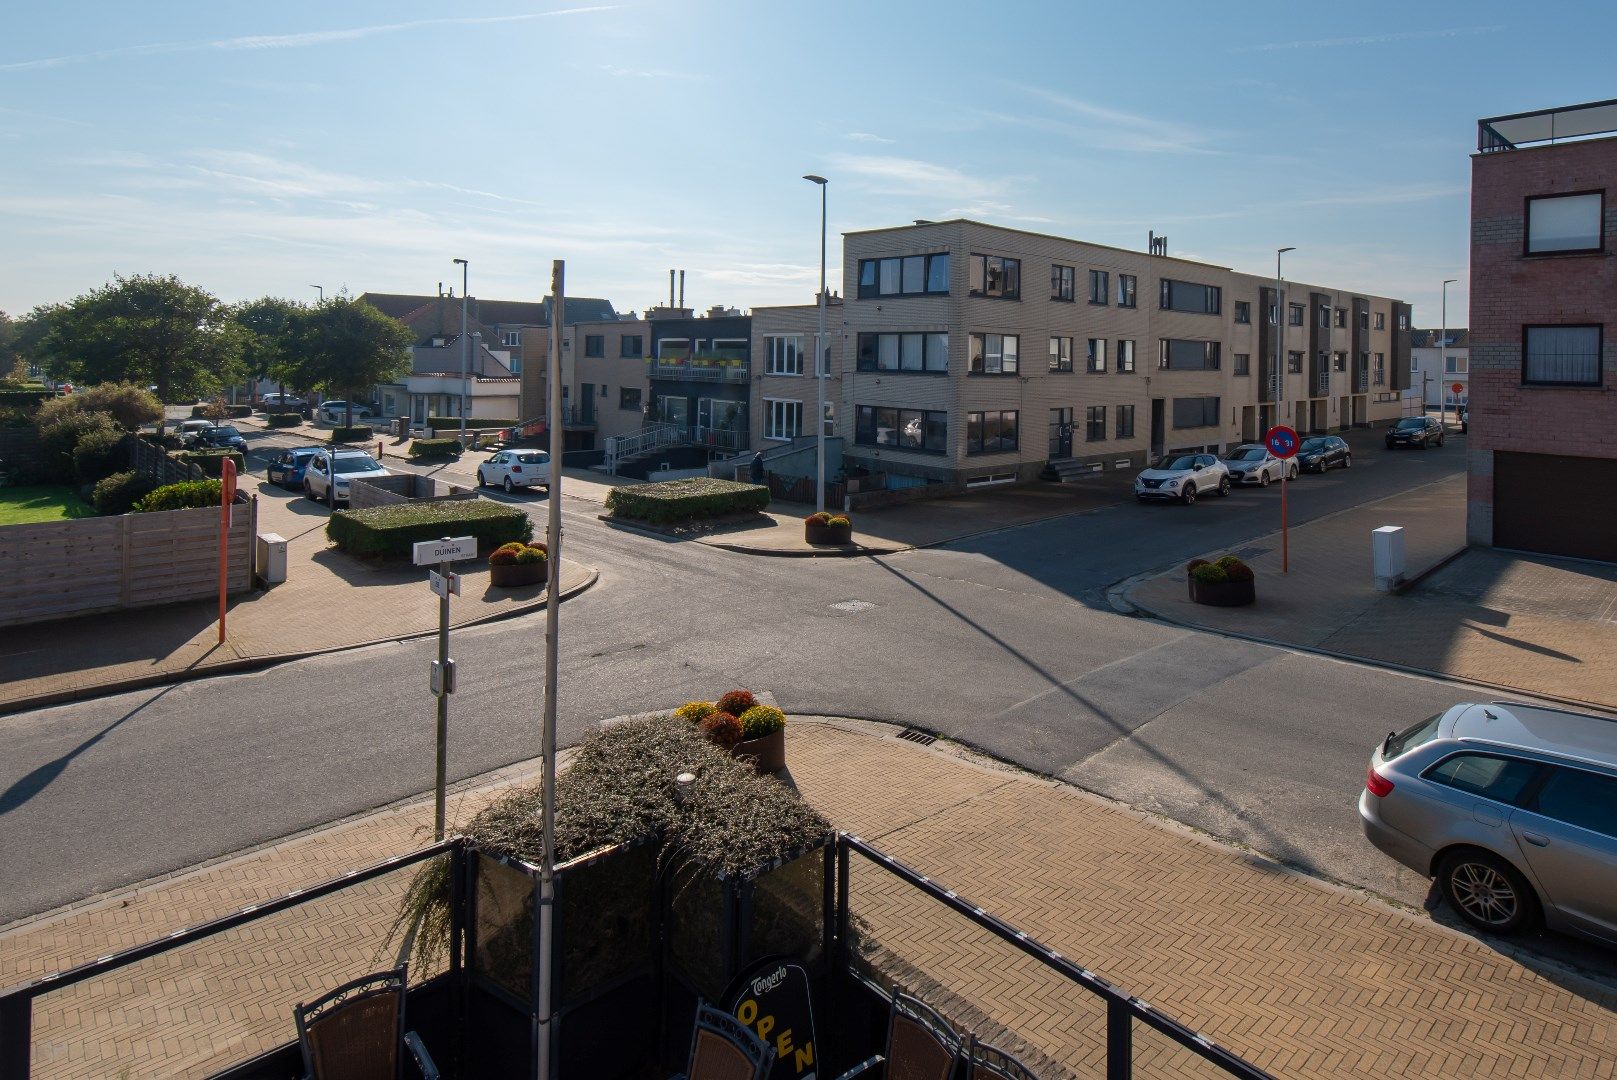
[1469,100,1617,562]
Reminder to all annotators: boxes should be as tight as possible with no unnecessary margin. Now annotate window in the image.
[1288,303,1304,327]
[1319,305,1331,328]
[855,405,947,452]
[857,253,951,298]
[1089,269,1109,305]
[966,410,1019,454]
[1373,354,1385,385]
[1375,312,1386,330]
[1234,301,1250,324]
[1117,339,1136,373]
[1051,264,1075,302]
[1234,353,1250,377]
[765,398,803,441]
[1317,368,1329,394]
[820,343,832,376]
[1087,338,1107,373]
[584,334,604,358]
[968,333,1019,374]
[1526,191,1604,254]
[1335,308,1347,329]
[1425,753,1539,805]
[1158,339,1221,371]
[1117,274,1137,308]
[1333,351,1347,372]
[1397,312,1409,330]
[658,338,690,360]
[503,330,522,348]
[968,254,1021,299]
[1531,766,1617,838]
[621,335,643,358]
[1049,336,1073,373]
[1115,403,1135,438]
[765,334,804,375]
[822,402,835,438]
[1359,310,1370,331]
[1159,278,1222,315]
[1445,355,1468,374]
[1523,325,1602,386]
[619,387,642,411]
[1171,396,1221,429]
[857,332,948,373]
[1080,405,1104,441]
[710,338,747,360]
[1287,350,1304,374]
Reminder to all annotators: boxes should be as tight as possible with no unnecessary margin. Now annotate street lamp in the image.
[309,285,323,302]
[1440,278,1458,427]
[453,258,469,450]
[803,174,828,513]
[1274,247,1295,426]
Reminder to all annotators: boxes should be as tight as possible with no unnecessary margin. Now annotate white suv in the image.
[304,449,389,506]
[1134,453,1230,505]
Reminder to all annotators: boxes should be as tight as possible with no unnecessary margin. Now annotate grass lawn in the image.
[0,485,97,525]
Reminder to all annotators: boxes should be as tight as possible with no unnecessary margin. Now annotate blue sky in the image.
[2,1,1613,328]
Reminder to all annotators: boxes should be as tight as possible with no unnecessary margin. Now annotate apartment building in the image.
[566,317,651,444]
[837,220,1409,488]
[1468,100,1617,562]
[647,305,752,451]
[1410,328,1470,409]
[749,301,838,449]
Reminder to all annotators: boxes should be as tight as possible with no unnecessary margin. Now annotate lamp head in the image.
[1278,246,1296,254]
[1443,278,1458,285]
[453,258,468,266]
[803,174,828,185]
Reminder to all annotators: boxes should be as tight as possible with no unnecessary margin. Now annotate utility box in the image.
[256,532,288,584]
[1372,526,1406,592]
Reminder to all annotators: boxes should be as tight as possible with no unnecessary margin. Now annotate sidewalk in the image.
[1122,473,1617,711]
[3,718,1612,1078]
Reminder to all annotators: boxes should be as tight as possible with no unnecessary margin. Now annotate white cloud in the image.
[1235,25,1503,53]
[1298,184,1468,208]
[996,89,1227,155]
[845,132,894,144]
[828,154,1003,202]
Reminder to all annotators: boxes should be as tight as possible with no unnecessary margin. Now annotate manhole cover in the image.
[830,600,875,613]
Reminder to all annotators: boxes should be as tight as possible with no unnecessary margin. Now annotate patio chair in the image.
[294,966,440,1080]
[967,1033,1039,1080]
[834,988,963,1080]
[673,1001,776,1080]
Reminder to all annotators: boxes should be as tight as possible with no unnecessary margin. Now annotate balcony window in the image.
[766,335,804,376]
[710,339,747,361]
[1117,274,1137,308]
[857,253,951,298]
[857,332,948,373]
[1087,338,1107,373]
[1523,325,1602,386]
[855,404,947,452]
[1526,192,1604,254]
[765,398,803,441]
[1158,338,1221,371]
[1049,336,1073,372]
[1085,405,1106,442]
[966,409,1019,454]
[968,254,1021,299]
[1089,269,1109,305]
[584,334,604,358]
[621,335,643,358]
[1115,403,1135,438]
[1117,339,1136,373]
[1234,301,1250,324]
[1051,264,1075,302]
[969,332,1019,374]
[657,338,690,360]
[1160,278,1222,315]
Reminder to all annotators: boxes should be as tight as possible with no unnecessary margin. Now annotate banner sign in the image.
[722,957,819,1080]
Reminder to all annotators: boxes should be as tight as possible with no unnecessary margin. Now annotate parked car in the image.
[1385,416,1445,450]
[478,449,550,493]
[177,419,216,447]
[1296,435,1352,473]
[1221,444,1295,487]
[266,446,323,489]
[1134,453,1230,505]
[303,449,389,506]
[318,400,375,424]
[261,392,305,409]
[1360,701,1617,943]
[194,425,248,454]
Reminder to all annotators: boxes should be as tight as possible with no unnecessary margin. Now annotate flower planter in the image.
[804,522,852,546]
[731,728,785,773]
[490,560,546,588]
[1189,577,1255,607]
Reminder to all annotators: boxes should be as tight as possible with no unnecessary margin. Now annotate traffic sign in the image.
[1265,425,1300,459]
[412,535,476,566]
[429,570,462,598]
[1451,382,1464,396]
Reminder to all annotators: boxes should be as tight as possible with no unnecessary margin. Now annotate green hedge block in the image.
[227,404,253,419]
[330,425,374,442]
[326,498,532,558]
[0,388,57,414]
[92,470,157,515]
[134,478,222,512]
[426,416,517,430]
[604,477,770,525]
[177,449,246,478]
[409,438,462,459]
[266,413,302,428]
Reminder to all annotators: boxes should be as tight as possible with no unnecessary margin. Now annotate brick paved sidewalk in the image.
[5,719,1612,1078]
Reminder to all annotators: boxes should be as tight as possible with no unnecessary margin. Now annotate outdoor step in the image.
[1041,458,1104,483]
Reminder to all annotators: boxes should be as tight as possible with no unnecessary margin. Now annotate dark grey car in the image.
[1361,702,1617,942]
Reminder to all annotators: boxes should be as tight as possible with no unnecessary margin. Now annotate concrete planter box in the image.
[1189,577,1255,607]
[489,560,546,588]
[731,728,785,773]
[804,522,852,546]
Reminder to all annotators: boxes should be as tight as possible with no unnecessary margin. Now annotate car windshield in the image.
[1154,455,1199,471]
[516,453,548,464]
[212,427,240,438]
[1394,418,1425,430]
[1226,448,1267,461]
[1300,438,1328,452]
[332,454,381,474]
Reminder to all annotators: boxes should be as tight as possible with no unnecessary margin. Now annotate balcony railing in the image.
[649,361,749,383]
[1317,372,1330,394]
[1357,372,1370,392]
[692,425,747,450]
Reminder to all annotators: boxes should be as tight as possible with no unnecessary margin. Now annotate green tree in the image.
[41,275,244,406]
[232,296,307,403]
[298,297,412,428]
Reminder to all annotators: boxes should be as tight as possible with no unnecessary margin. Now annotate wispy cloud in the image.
[1001,88,1226,155]
[845,132,894,144]
[0,6,616,72]
[599,64,704,81]
[829,154,1005,203]
[1298,184,1468,208]
[1235,25,1502,53]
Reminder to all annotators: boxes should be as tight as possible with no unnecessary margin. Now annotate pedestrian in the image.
[749,450,766,485]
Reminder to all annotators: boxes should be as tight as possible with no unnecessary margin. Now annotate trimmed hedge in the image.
[92,470,157,515]
[0,388,58,414]
[330,425,374,442]
[426,416,517,430]
[189,404,249,418]
[134,479,222,513]
[266,412,302,428]
[326,498,532,558]
[177,449,246,478]
[604,477,769,524]
[409,438,462,459]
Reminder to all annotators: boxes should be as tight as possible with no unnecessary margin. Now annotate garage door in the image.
[1493,452,1617,562]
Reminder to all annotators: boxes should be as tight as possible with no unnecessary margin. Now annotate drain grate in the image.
[830,599,875,613]
[897,728,937,746]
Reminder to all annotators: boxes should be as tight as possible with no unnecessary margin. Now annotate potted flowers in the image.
[1187,555,1256,607]
[678,690,788,773]
[804,511,853,546]
[489,541,548,587]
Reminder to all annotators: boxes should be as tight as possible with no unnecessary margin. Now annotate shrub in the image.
[488,541,528,566]
[134,478,222,512]
[409,438,462,459]
[226,404,252,419]
[176,449,245,478]
[737,704,786,740]
[605,477,770,525]
[716,689,757,716]
[91,470,156,515]
[66,383,162,431]
[37,409,118,482]
[73,427,128,484]
[1190,563,1229,585]
[426,416,517,430]
[1223,561,1256,583]
[1186,558,1211,573]
[0,388,58,416]
[1215,555,1244,570]
[675,701,716,724]
[266,412,302,428]
[327,498,532,558]
[805,511,832,525]
[700,711,742,749]
[331,425,374,442]
[827,515,851,529]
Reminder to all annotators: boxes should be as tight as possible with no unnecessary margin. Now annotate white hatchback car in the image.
[1134,453,1230,505]
[478,450,550,493]
[1221,444,1296,487]
[303,449,389,506]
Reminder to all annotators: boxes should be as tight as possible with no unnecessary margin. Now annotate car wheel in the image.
[1180,484,1197,506]
[1259,471,1270,488]
[1289,464,1299,480]
[1216,476,1230,497]
[1438,849,1538,936]
[476,469,487,488]
[503,477,515,494]
[1438,434,1446,447]
[1342,454,1352,469]
[303,480,314,500]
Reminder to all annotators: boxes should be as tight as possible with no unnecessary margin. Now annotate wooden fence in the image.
[128,434,205,487]
[0,495,255,628]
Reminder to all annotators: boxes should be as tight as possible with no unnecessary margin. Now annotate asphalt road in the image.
[10,425,1597,975]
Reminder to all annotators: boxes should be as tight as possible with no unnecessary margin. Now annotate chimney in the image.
[669,269,675,308]
[438,282,443,297]
[1148,231,1167,256]
[678,270,685,311]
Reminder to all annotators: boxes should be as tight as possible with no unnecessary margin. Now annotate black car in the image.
[1385,416,1444,450]
[195,425,249,454]
[1297,435,1351,472]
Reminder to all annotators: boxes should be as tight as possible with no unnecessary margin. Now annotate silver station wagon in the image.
[1360,701,1617,943]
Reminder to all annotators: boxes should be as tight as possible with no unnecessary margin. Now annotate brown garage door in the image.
[1493,452,1617,562]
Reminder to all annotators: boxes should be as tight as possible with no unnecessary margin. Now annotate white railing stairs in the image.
[602,422,682,475]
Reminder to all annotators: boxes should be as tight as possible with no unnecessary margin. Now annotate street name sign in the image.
[429,570,462,598]
[412,536,476,566]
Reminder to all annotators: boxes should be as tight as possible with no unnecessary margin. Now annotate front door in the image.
[1149,399,1165,460]
[1048,408,1073,459]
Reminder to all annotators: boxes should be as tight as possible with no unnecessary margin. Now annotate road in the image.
[8,425,1592,973]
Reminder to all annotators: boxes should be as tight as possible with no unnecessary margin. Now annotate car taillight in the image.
[511,465,521,473]
[1365,766,1394,798]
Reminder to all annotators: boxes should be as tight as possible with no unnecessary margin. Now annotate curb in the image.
[0,567,601,717]
[595,514,911,558]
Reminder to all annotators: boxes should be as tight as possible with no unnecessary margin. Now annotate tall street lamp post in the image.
[803,174,829,513]
[1274,247,1295,426]
[453,258,469,449]
[1440,278,1458,427]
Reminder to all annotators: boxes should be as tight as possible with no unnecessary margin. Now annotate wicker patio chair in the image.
[967,1033,1039,1080]
[672,1001,776,1080]
[294,966,440,1080]
[835,988,963,1080]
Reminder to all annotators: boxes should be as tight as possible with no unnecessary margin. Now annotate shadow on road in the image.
[0,685,181,816]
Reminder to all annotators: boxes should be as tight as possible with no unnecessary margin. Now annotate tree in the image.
[298,297,412,428]
[41,275,244,406]
[232,296,307,403]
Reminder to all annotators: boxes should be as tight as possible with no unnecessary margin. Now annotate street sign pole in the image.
[1265,425,1300,574]
[414,535,472,840]
[217,457,238,644]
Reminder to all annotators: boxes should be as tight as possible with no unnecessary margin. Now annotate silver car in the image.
[1360,701,1617,943]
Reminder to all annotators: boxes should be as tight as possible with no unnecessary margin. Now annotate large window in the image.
[1375,312,1386,330]
[1234,353,1250,376]
[710,339,747,360]
[765,398,803,441]
[1333,351,1347,371]
[1117,339,1136,373]
[1445,354,1469,374]
[855,405,947,452]
[658,338,690,360]
[765,334,804,375]
[619,387,642,411]
[968,254,1021,299]
[1335,308,1347,329]
[1287,350,1304,373]
[1526,191,1604,255]
[966,410,1019,454]
[1049,336,1073,372]
[1085,406,1106,441]
[1158,338,1221,371]
[969,333,1019,374]
[1087,338,1107,373]
[1318,305,1331,328]
[1523,325,1602,386]
[584,334,604,358]
[1089,269,1109,305]
[1288,303,1304,327]
[1171,396,1221,429]
[1115,404,1135,438]
[1051,264,1075,302]
[1374,353,1386,385]
[621,335,643,358]
[1117,274,1137,308]
[1234,301,1250,324]
[858,253,950,298]
[1160,278,1222,315]
[857,332,949,373]
[503,330,522,347]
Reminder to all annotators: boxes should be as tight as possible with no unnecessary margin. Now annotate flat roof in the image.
[1479,98,1617,152]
